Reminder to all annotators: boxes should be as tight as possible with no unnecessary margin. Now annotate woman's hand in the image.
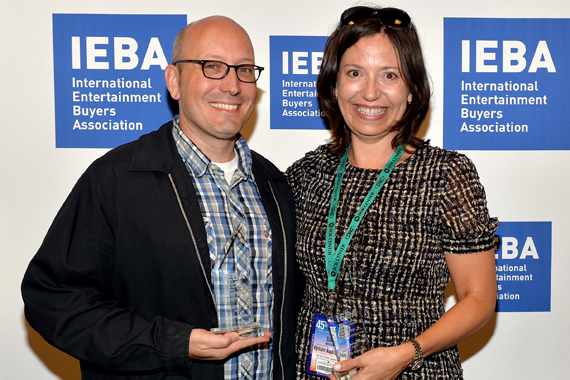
[328,343,415,380]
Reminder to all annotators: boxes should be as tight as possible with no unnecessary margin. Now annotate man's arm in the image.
[22,165,268,375]
[21,168,194,373]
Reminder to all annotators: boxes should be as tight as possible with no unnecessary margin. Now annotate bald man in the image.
[22,16,299,380]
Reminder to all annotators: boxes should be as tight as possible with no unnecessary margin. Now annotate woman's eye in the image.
[385,72,399,80]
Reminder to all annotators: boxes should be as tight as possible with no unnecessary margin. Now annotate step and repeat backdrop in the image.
[2,0,568,379]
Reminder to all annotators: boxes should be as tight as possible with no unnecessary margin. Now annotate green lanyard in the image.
[325,144,405,291]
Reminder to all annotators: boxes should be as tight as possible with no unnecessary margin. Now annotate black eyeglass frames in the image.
[173,60,264,83]
[341,6,411,30]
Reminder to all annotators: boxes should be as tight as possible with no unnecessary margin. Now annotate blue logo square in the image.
[269,36,328,130]
[495,221,552,312]
[444,18,570,150]
[53,14,187,148]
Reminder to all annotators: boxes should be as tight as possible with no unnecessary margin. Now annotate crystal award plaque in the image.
[210,322,264,339]
[209,227,264,340]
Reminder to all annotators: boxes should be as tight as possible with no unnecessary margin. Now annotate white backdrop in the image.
[2,0,569,379]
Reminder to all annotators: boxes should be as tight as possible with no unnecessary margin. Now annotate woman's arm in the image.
[417,248,497,358]
[330,248,497,380]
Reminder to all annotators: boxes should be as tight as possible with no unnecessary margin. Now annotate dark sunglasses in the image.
[341,6,411,30]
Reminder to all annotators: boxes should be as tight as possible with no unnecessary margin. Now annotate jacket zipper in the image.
[268,182,287,380]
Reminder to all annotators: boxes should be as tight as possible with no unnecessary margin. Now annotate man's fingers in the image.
[189,328,272,360]
[229,330,272,351]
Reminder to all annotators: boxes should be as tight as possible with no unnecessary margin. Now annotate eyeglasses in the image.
[341,6,411,30]
[173,59,264,83]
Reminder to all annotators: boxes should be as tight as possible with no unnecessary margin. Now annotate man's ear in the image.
[165,65,181,100]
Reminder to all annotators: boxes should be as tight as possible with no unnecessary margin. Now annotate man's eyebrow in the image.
[204,55,255,64]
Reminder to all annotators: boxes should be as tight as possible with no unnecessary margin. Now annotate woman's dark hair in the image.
[317,7,431,155]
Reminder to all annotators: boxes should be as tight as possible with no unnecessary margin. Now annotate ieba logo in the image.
[53,14,187,148]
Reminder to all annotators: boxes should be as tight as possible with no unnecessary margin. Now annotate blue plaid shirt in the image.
[172,117,273,380]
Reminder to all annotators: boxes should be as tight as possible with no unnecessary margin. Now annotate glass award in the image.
[209,227,264,340]
[210,322,264,339]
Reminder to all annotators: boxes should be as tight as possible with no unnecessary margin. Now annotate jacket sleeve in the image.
[21,165,194,375]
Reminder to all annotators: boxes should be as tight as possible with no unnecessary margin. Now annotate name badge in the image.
[306,313,355,378]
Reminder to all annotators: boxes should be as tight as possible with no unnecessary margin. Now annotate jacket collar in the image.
[129,119,287,183]
[129,121,182,173]
[171,118,254,181]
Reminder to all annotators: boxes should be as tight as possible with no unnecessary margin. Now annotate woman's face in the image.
[335,33,411,144]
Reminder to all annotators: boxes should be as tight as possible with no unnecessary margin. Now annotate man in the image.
[22,16,298,380]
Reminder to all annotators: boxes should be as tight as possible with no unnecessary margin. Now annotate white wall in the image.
[1,0,568,378]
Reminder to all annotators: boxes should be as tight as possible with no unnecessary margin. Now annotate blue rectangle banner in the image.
[53,14,187,148]
[444,18,570,150]
[494,221,552,312]
[270,36,328,130]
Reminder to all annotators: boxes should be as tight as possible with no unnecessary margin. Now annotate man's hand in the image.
[188,328,272,360]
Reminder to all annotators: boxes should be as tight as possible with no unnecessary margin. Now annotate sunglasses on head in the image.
[341,6,411,30]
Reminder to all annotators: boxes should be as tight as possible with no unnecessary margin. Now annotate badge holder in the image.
[307,267,370,379]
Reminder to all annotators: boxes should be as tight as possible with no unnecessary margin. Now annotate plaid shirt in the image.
[172,117,273,380]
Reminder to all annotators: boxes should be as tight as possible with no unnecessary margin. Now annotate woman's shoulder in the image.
[412,142,482,187]
[414,141,474,168]
[287,144,337,172]
[285,144,339,189]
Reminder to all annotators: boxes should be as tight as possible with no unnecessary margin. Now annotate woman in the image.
[286,6,499,380]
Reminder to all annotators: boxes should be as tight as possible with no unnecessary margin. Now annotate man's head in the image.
[165,16,259,156]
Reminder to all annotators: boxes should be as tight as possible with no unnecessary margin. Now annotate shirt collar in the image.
[172,115,254,180]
